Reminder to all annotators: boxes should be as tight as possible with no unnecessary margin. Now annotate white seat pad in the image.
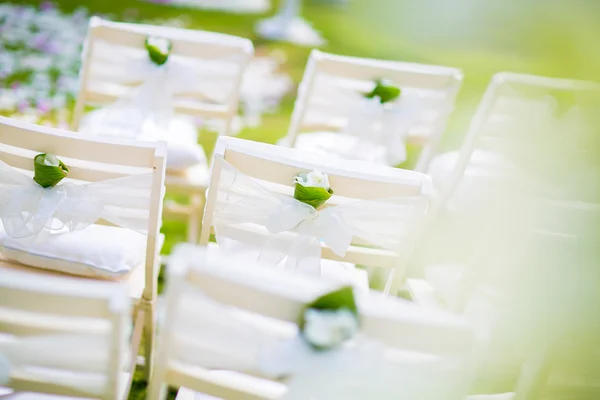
[206,242,369,291]
[0,223,152,299]
[80,109,207,172]
[165,162,210,192]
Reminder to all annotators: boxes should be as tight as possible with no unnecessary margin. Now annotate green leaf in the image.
[33,153,69,188]
[145,36,172,66]
[299,286,358,331]
[364,78,401,104]
[293,183,333,209]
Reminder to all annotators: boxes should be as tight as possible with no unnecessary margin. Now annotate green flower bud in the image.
[145,36,172,66]
[364,78,401,104]
[293,171,333,209]
[33,153,69,188]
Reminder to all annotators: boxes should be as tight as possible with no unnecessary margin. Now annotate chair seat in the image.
[80,109,207,172]
[0,253,145,301]
[206,242,370,291]
[290,132,389,166]
[165,163,210,193]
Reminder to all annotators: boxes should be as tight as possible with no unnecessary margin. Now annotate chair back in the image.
[286,50,463,170]
[201,136,432,291]
[148,244,477,400]
[72,17,254,136]
[0,116,166,300]
[435,72,600,215]
[0,269,131,400]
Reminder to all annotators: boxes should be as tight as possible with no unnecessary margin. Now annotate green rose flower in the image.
[364,79,401,104]
[145,36,173,66]
[33,154,69,188]
[293,170,333,209]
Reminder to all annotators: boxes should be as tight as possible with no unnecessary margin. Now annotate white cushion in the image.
[0,223,151,279]
[289,132,389,165]
[80,109,207,172]
[206,242,369,291]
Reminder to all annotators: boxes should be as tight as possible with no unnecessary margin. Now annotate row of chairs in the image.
[68,18,599,246]
[0,244,485,400]
[0,15,598,400]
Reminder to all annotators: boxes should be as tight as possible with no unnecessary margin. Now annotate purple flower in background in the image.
[17,99,29,113]
[11,82,20,90]
[36,98,52,114]
[32,34,60,54]
[40,1,55,12]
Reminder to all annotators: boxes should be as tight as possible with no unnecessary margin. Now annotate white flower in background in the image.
[294,170,330,189]
[303,308,358,348]
[0,90,18,111]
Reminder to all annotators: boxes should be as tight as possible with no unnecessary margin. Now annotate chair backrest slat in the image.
[0,116,156,168]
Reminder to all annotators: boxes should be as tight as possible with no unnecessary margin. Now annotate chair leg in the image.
[187,193,204,243]
[146,373,168,400]
[513,347,553,400]
[143,299,157,381]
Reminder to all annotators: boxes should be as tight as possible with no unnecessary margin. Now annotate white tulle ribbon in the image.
[212,159,430,274]
[88,44,240,140]
[0,161,153,243]
[171,289,470,400]
[341,90,427,165]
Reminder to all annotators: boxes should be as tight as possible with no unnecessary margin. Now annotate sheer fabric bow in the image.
[0,161,153,242]
[309,78,453,165]
[212,159,430,274]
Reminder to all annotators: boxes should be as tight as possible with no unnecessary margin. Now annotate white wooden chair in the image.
[0,269,132,399]
[0,116,166,378]
[415,72,600,310]
[147,244,478,400]
[200,136,433,295]
[427,72,600,202]
[282,50,463,171]
[72,17,254,243]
